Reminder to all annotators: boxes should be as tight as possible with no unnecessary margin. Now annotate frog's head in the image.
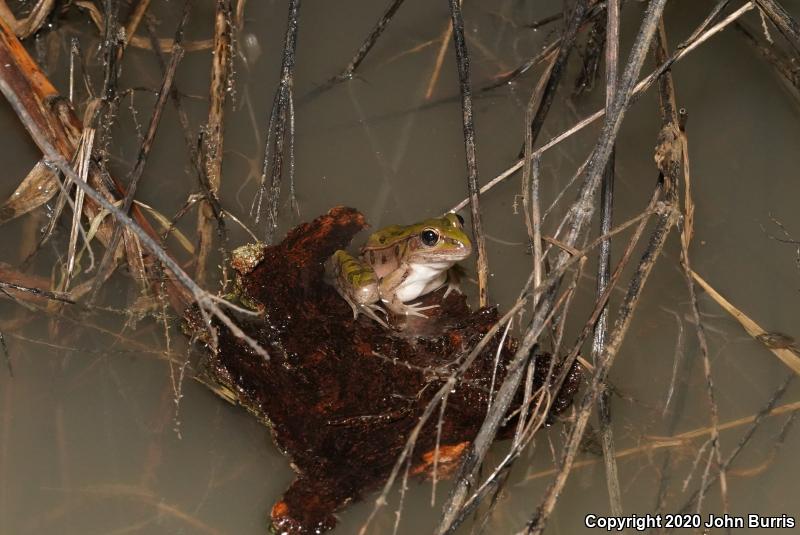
[407,212,472,264]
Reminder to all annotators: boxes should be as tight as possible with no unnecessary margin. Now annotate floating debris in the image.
[195,206,580,533]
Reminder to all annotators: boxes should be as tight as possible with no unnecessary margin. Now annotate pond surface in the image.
[0,0,799,533]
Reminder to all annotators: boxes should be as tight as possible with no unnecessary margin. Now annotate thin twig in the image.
[0,281,75,304]
[594,0,622,518]
[440,2,670,531]
[480,2,607,92]
[335,0,406,82]
[0,74,269,360]
[124,0,150,45]
[448,0,489,307]
[523,0,588,152]
[425,18,454,100]
[91,43,185,298]
[449,2,755,214]
[299,0,407,103]
[753,0,800,53]
[252,0,301,244]
[0,0,55,39]
[196,0,234,286]
[666,373,796,530]
[655,15,728,519]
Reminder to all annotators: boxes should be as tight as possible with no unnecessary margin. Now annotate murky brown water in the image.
[1,0,799,533]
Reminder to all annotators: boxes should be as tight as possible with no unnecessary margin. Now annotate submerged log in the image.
[196,206,580,533]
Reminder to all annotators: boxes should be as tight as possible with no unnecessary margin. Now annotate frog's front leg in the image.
[442,265,466,299]
[324,251,388,327]
[379,265,439,318]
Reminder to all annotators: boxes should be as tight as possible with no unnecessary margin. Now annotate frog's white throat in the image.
[393,263,452,303]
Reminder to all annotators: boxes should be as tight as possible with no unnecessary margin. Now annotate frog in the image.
[324,213,472,327]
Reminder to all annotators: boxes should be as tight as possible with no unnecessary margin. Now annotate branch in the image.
[447,0,489,307]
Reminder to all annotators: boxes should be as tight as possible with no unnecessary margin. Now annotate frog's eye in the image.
[421,228,439,246]
[455,213,465,226]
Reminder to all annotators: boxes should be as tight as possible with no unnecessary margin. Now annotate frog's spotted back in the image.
[362,213,471,253]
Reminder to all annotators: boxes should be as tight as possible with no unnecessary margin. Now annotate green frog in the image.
[325,213,472,327]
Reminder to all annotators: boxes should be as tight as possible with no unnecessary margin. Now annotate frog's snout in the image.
[456,238,473,258]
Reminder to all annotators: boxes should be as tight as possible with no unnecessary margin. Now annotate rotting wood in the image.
[195,206,580,534]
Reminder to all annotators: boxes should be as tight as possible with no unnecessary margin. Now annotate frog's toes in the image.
[442,281,461,299]
[401,301,439,318]
[360,304,391,328]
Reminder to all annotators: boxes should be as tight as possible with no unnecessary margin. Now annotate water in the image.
[1,0,799,533]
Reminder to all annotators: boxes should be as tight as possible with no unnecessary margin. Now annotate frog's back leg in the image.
[324,250,388,327]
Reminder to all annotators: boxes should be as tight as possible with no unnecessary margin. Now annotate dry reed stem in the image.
[691,270,800,375]
[441,1,672,530]
[449,2,756,215]
[521,54,557,295]
[196,0,233,286]
[521,397,800,483]
[435,202,663,534]
[448,0,489,308]
[0,0,55,39]
[655,15,729,517]
[425,17,453,100]
[253,0,300,243]
[92,44,185,297]
[122,0,151,52]
[0,69,268,359]
[595,0,623,518]
[75,0,213,52]
[46,484,223,535]
[754,0,800,52]
[526,204,679,533]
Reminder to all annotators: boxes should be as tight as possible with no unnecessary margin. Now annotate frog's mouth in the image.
[415,244,471,264]
[413,259,461,270]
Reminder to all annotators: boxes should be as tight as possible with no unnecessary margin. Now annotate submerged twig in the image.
[668,373,796,528]
[691,270,800,376]
[299,0,406,103]
[481,2,606,92]
[333,0,406,83]
[0,281,76,304]
[522,397,800,484]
